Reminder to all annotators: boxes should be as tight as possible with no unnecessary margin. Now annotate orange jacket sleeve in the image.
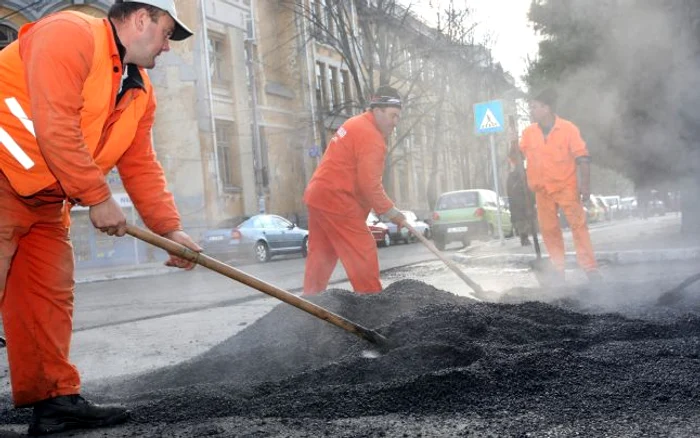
[116,90,182,236]
[568,123,589,158]
[355,136,395,216]
[20,18,112,206]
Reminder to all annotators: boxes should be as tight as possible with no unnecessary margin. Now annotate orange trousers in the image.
[0,174,80,407]
[535,187,598,273]
[303,206,382,295]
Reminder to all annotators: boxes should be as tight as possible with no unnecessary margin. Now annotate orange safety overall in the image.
[520,117,597,273]
[0,12,181,406]
[303,112,396,295]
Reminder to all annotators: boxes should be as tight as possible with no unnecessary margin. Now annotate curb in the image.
[452,247,700,267]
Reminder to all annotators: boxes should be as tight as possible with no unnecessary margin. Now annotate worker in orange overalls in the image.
[0,1,200,435]
[520,88,601,282]
[303,86,406,295]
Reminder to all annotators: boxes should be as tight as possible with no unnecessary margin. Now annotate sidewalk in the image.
[453,214,700,267]
[75,261,175,284]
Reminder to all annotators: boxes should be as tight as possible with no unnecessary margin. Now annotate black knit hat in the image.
[531,87,558,110]
[369,86,402,109]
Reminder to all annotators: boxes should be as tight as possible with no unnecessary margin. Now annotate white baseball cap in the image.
[120,0,193,41]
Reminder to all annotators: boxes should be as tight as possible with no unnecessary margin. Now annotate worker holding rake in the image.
[303,86,406,295]
[0,1,200,435]
[520,88,602,283]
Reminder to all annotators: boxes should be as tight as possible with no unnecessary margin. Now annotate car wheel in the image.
[254,241,271,263]
[434,236,446,251]
[301,237,308,258]
[381,232,391,247]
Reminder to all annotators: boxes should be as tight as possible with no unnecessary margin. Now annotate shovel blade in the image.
[529,258,564,288]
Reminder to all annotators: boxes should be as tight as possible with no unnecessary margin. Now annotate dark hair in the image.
[108,1,163,23]
[530,87,557,111]
[369,85,402,109]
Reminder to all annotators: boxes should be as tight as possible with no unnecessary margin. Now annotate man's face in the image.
[528,100,550,124]
[373,107,401,138]
[129,9,174,69]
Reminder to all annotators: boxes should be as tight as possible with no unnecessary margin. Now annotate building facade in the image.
[1,0,519,268]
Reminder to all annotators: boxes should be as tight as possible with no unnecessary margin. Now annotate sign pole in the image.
[475,99,507,246]
[489,135,505,245]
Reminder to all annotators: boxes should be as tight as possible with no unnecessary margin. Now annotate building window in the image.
[0,25,17,50]
[312,0,326,40]
[324,0,336,40]
[208,33,229,86]
[315,62,327,111]
[215,120,239,191]
[340,70,352,112]
[328,66,339,112]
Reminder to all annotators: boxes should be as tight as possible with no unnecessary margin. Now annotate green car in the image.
[431,189,513,250]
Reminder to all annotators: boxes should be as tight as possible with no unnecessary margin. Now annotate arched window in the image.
[0,24,18,51]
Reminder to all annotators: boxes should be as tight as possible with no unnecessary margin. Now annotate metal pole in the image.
[245,9,265,214]
[489,135,505,245]
[200,0,222,196]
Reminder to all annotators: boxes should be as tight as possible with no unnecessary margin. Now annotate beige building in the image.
[0,0,519,267]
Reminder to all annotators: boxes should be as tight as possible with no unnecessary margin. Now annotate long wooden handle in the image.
[125,224,389,348]
[402,222,484,299]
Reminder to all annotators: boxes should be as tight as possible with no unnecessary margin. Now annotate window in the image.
[215,120,239,191]
[328,66,339,111]
[340,70,352,111]
[0,25,17,50]
[313,0,326,37]
[436,191,478,211]
[271,216,292,229]
[325,0,336,39]
[208,34,229,86]
[315,62,327,111]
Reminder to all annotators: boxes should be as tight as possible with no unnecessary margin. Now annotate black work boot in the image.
[28,394,129,436]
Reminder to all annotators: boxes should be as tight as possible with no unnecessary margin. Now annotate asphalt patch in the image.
[1,278,700,436]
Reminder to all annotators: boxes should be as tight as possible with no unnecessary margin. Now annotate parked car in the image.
[601,195,621,219]
[200,214,308,263]
[430,189,513,251]
[620,196,638,218]
[381,210,431,243]
[367,212,391,247]
[590,195,611,221]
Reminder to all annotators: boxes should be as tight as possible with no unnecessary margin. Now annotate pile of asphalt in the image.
[2,278,700,436]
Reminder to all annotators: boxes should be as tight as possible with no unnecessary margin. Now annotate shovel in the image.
[402,222,485,301]
[656,271,700,306]
[125,224,392,351]
[518,169,558,286]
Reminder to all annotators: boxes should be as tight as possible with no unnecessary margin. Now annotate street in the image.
[0,215,694,394]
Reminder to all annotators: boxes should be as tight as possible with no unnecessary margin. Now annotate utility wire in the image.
[0,1,43,22]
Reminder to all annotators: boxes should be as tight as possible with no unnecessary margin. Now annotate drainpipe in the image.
[200,0,222,197]
[246,0,265,213]
[296,0,320,172]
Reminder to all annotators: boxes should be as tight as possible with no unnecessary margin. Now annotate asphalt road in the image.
[0,216,689,394]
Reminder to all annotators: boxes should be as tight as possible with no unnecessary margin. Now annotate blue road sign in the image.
[474,100,505,135]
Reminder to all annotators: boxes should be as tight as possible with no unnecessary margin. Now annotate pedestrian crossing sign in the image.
[474,100,505,135]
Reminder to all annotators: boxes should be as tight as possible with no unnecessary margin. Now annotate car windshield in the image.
[436,192,478,210]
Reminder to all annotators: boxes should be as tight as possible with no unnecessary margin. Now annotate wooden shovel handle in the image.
[125,224,389,347]
[402,222,484,299]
